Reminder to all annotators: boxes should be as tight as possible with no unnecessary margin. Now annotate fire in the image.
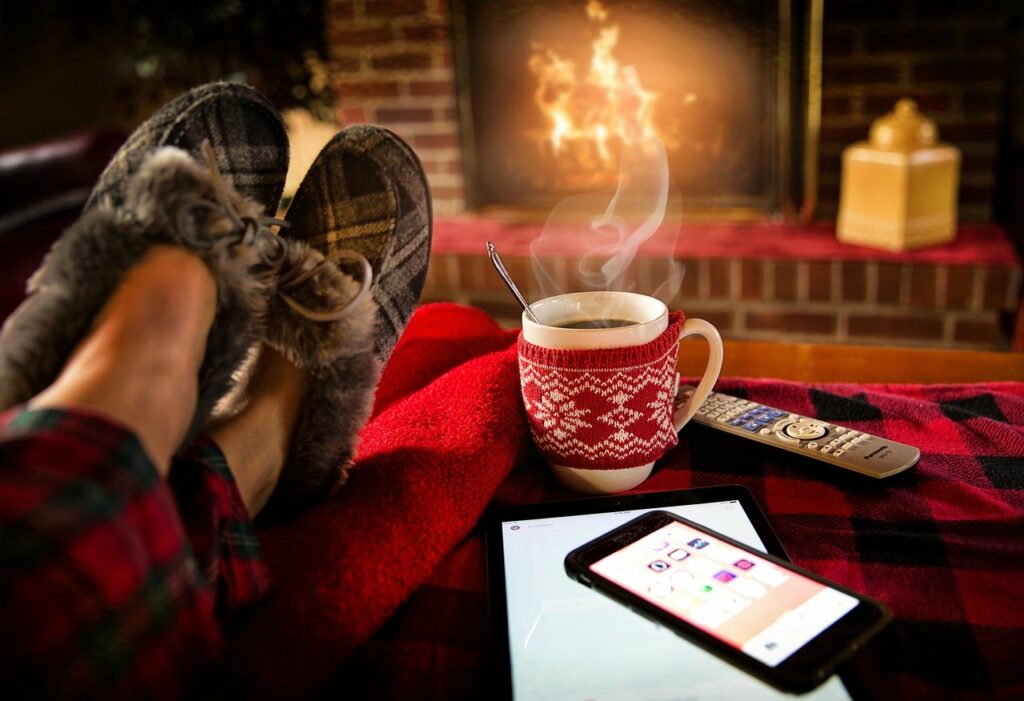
[529,0,663,170]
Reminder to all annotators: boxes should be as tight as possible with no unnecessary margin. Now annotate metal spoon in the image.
[486,241,540,324]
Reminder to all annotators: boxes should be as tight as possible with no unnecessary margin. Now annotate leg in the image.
[30,246,216,473]
[206,347,309,516]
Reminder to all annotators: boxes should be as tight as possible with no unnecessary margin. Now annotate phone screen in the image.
[590,520,860,668]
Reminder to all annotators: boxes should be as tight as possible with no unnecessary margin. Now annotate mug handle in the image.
[672,318,724,431]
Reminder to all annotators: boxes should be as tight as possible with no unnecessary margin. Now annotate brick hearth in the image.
[422,221,1022,350]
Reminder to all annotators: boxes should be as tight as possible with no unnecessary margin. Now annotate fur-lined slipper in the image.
[279,124,432,365]
[255,126,432,516]
[0,145,285,443]
[259,245,380,515]
[86,82,288,216]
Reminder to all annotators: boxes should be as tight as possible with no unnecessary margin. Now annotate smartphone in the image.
[564,510,891,694]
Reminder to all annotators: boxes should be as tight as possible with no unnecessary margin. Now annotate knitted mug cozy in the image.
[518,311,685,470]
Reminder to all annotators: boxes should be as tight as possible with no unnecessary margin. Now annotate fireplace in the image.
[451,0,821,219]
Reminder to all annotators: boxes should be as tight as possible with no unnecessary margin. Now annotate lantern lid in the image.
[869,99,939,152]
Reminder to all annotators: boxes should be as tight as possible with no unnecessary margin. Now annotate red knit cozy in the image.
[518,311,685,470]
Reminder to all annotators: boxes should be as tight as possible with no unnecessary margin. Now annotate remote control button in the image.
[789,413,800,421]
[759,428,772,436]
[729,418,746,427]
[834,427,847,434]
[833,449,844,457]
[828,438,843,448]
[821,446,832,454]
[774,430,801,444]
[783,420,828,441]
[840,442,855,451]
[806,442,819,449]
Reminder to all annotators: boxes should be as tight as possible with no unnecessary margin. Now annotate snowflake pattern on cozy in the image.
[518,312,685,470]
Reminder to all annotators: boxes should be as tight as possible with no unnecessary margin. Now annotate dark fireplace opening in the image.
[453,0,819,218]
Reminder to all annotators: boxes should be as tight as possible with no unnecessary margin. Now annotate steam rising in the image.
[527,0,685,310]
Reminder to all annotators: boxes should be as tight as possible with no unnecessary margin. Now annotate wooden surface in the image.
[678,338,1024,384]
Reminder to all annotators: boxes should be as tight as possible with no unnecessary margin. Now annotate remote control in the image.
[678,385,920,478]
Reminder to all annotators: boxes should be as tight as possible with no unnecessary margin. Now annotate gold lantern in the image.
[837,99,960,251]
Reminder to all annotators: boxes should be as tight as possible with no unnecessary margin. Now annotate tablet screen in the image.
[495,496,850,700]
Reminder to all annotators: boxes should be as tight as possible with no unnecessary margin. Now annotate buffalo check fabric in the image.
[0,407,269,699]
[264,304,1020,699]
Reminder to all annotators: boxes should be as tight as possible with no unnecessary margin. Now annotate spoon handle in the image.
[486,242,540,324]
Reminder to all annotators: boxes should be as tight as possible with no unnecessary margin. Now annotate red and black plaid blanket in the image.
[232,303,1024,700]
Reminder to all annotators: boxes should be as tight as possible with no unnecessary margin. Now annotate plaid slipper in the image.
[281,124,432,364]
[86,81,288,215]
[258,125,432,515]
[0,145,287,444]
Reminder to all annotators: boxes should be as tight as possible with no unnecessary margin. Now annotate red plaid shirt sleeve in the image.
[0,407,270,699]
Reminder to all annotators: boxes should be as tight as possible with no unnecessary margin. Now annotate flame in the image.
[529,1,663,170]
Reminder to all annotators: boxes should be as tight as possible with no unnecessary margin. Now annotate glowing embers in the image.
[528,0,666,176]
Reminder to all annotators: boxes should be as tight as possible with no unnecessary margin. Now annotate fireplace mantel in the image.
[423,219,1021,350]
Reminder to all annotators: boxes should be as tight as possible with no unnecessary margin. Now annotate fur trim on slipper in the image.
[0,147,281,442]
[259,241,380,516]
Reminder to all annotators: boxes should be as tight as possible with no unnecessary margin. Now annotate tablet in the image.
[485,486,852,701]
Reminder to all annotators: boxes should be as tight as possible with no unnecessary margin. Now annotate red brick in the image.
[330,55,364,74]
[747,311,836,336]
[474,297,528,322]
[807,261,832,302]
[676,307,734,334]
[958,185,994,206]
[821,124,873,145]
[848,314,943,340]
[908,266,937,308]
[876,263,902,304]
[678,259,700,300]
[863,93,951,115]
[371,52,433,70]
[842,261,867,302]
[821,95,853,116]
[962,153,996,173]
[953,318,1000,345]
[983,267,1013,310]
[865,28,957,53]
[408,79,454,96]
[330,26,394,46]
[707,260,731,299]
[413,132,460,149]
[938,122,1001,143]
[336,80,400,98]
[774,261,799,302]
[946,266,976,308]
[824,28,856,57]
[740,261,764,301]
[826,0,905,22]
[400,24,449,42]
[375,107,434,123]
[912,59,1005,83]
[824,63,901,86]
[339,107,368,124]
[911,0,1006,18]
[961,90,1003,113]
[431,185,465,199]
[329,0,356,21]
[364,0,427,18]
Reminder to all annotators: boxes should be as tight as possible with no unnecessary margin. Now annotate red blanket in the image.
[230,303,1024,699]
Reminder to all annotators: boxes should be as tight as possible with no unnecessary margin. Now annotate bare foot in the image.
[31,246,217,473]
[206,347,309,516]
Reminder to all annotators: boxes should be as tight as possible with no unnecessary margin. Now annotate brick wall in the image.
[326,0,464,214]
[819,0,1010,223]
